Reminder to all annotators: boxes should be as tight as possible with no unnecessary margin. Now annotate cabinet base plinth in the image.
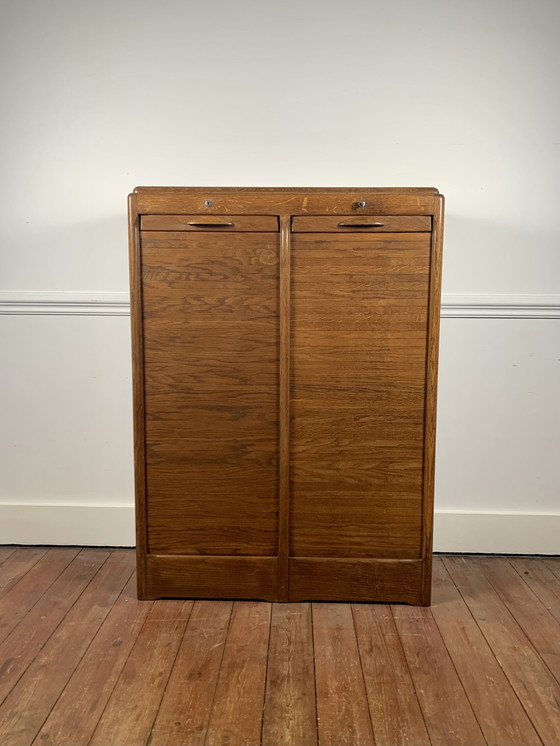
[289,558,426,605]
[143,555,281,601]
[140,554,429,605]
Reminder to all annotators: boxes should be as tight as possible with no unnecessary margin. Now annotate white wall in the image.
[1,0,559,551]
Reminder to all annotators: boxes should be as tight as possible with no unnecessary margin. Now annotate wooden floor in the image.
[0,549,559,745]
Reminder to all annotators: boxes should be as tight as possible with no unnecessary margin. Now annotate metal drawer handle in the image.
[338,221,385,228]
[187,221,234,227]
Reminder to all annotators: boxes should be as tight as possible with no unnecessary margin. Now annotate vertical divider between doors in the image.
[278,215,291,600]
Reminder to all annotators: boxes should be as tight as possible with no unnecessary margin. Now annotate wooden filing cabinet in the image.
[129,187,444,604]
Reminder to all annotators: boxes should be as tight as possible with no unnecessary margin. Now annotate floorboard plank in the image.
[262,603,317,746]
[0,547,17,565]
[0,549,109,706]
[542,558,560,583]
[353,603,430,746]
[0,547,47,601]
[205,601,271,746]
[33,570,150,746]
[510,557,560,624]
[478,557,560,685]
[444,556,560,746]
[312,603,374,746]
[431,558,541,746]
[0,550,133,746]
[0,551,558,746]
[89,599,192,746]
[392,603,485,746]
[148,600,232,746]
[0,548,79,645]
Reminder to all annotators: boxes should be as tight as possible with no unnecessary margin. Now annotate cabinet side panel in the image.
[128,194,148,598]
[140,231,280,557]
[290,232,431,561]
[420,195,445,604]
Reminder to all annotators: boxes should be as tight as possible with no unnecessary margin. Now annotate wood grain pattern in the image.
[0,547,16,565]
[291,437,424,489]
[313,603,374,746]
[291,233,431,272]
[0,547,47,601]
[477,556,560,684]
[290,558,423,604]
[33,572,152,746]
[141,214,279,231]
[130,187,443,603]
[290,494,423,558]
[140,229,279,564]
[444,555,560,746]
[89,600,193,746]
[1,549,560,746]
[292,331,429,385]
[543,557,560,582]
[0,551,133,746]
[134,188,438,216]
[149,601,232,746]
[129,192,148,599]
[392,603,485,746]
[292,214,432,232]
[0,549,108,704]
[510,556,560,624]
[431,558,541,746]
[143,284,277,321]
[420,192,444,604]
[278,216,291,599]
[290,230,430,573]
[141,235,278,282]
[262,603,317,746]
[0,548,78,645]
[352,603,430,746]
[144,555,278,600]
[205,601,271,746]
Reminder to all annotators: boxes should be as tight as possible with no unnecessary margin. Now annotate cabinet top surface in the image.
[130,187,443,217]
[132,186,440,194]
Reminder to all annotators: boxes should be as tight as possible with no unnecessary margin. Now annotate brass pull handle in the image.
[337,221,385,228]
[187,221,234,228]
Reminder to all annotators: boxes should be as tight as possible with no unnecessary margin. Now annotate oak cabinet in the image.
[129,187,444,604]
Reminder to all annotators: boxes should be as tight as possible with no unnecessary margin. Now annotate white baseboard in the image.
[0,504,136,547]
[0,504,558,554]
[433,511,560,554]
